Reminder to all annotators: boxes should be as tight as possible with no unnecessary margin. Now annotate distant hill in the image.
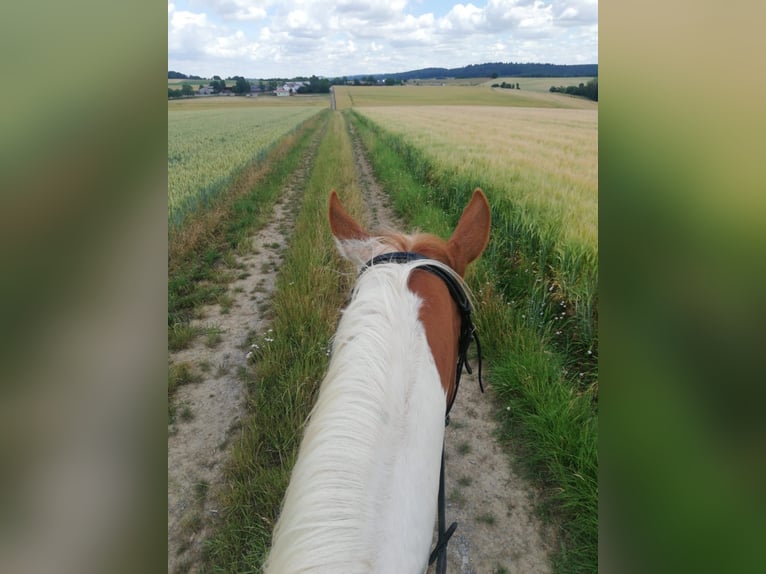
[357,62,598,81]
[169,61,598,84]
[168,70,205,80]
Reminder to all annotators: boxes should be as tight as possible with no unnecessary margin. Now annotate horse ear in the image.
[329,190,370,242]
[447,188,491,276]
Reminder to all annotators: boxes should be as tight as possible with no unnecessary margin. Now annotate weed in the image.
[204,325,224,348]
[449,488,466,506]
[457,442,472,456]
[179,510,203,535]
[193,480,210,502]
[222,251,237,268]
[179,403,194,422]
[168,362,201,395]
[457,476,473,488]
[169,323,201,351]
[476,512,497,526]
[217,293,235,313]
[215,362,230,377]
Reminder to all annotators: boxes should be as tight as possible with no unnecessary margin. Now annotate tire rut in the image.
[167,127,323,574]
[346,117,556,574]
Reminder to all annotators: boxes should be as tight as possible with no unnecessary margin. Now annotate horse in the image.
[264,189,491,573]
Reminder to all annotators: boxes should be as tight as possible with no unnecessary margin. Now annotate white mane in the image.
[264,260,447,573]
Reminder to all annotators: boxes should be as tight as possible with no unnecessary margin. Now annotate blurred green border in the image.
[601,2,766,572]
[0,2,168,573]
[3,2,765,573]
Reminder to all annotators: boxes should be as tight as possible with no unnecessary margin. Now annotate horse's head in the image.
[328,188,491,408]
[328,188,490,277]
[265,190,491,573]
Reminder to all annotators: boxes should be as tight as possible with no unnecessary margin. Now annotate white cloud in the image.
[441,3,485,32]
[167,0,597,78]
[168,7,217,58]
[555,0,597,27]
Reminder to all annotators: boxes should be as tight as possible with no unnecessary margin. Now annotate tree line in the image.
[168,73,389,99]
[549,78,598,101]
[168,75,257,99]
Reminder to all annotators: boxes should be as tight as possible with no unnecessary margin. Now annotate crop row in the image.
[168,106,322,227]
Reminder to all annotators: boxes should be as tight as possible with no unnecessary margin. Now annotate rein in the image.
[362,251,485,573]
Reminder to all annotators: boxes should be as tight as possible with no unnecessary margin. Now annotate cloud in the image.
[554,0,598,27]
[167,0,597,78]
[168,6,217,58]
[335,0,408,23]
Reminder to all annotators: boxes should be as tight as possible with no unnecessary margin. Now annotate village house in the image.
[275,81,308,96]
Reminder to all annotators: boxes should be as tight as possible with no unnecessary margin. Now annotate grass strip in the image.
[201,111,365,572]
[348,109,597,573]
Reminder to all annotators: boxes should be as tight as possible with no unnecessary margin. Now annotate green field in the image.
[168,102,323,227]
[333,84,596,110]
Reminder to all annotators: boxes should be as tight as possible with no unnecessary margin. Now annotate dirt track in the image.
[347,120,555,573]
[167,130,321,573]
[168,114,555,573]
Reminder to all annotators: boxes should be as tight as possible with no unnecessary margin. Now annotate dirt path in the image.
[167,133,319,574]
[168,118,554,573]
[348,120,555,573]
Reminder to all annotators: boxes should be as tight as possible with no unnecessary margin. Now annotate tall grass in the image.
[356,105,598,252]
[348,109,597,572]
[350,109,598,376]
[202,111,365,572]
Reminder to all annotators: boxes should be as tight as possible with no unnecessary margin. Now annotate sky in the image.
[168,0,597,79]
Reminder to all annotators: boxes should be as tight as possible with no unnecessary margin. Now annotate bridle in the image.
[362,252,485,573]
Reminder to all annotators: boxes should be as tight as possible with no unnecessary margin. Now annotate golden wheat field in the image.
[356,105,598,250]
[333,84,596,111]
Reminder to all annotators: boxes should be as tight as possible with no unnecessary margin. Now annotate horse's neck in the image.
[265,265,449,573]
[407,268,462,403]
